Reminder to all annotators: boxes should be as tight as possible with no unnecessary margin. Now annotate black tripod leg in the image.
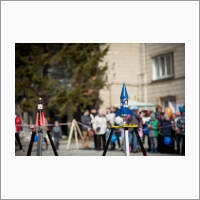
[27,131,36,156]
[47,131,58,156]
[37,131,43,156]
[134,128,147,156]
[102,129,113,156]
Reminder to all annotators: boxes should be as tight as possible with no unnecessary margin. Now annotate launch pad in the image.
[102,124,147,156]
[111,124,139,128]
[102,82,147,156]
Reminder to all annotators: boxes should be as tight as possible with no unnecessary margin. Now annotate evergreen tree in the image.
[15,43,109,120]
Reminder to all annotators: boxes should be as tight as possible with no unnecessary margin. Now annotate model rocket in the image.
[116,83,133,118]
[35,98,46,126]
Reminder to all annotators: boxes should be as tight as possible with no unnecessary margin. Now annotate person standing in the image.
[141,109,151,152]
[106,106,117,150]
[127,106,142,153]
[177,107,185,155]
[155,105,164,152]
[114,124,122,151]
[137,110,146,151]
[106,107,111,115]
[171,113,177,153]
[93,110,107,151]
[52,121,62,150]
[148,113,159,153]
[90,109,97,149]
[106,106,116,127]
[172,112,181,154]
[114,115,123,151]
[15,114,25,152]
[145,109,153,152]
[81,110,91,149]
[155,105,163,119]
[161,114,173,154]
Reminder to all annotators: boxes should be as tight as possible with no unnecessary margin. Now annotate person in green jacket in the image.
[148,113,159,153]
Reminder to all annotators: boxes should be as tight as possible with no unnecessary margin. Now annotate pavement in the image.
[15,138,180,156]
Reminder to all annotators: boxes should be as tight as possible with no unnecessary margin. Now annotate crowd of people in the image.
[15,104,185,156]
[80,105,185,155]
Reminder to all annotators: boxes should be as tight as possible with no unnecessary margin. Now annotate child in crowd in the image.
[148,113,159,153]
[52,121,62,150]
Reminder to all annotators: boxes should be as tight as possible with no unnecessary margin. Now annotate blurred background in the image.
[15,43,185,136]
[100,43,185,111]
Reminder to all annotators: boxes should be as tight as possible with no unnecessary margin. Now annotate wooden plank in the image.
[66,120,74,150]
[74,120,79,150]
[75,122,83,139]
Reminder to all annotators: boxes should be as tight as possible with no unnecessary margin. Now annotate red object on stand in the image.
[35,112,46,126]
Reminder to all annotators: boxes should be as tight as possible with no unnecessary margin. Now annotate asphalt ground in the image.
[15,139,180,156]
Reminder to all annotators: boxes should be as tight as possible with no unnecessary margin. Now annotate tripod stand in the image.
[102,124,147,156]
[27,98,58,156]
[27,130,58,156]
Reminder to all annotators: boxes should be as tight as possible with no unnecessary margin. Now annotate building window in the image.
[162,100,169,108]
[153,53,174,80]
[161,96,176,112]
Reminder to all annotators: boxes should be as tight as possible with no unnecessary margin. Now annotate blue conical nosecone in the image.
[120,83,128,100]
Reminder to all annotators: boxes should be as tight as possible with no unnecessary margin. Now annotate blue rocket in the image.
[116,83,133,117]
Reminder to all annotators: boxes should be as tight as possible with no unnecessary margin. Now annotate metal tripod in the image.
[102,124,147,156]
[27,98,58,156]
[27,130,58,156]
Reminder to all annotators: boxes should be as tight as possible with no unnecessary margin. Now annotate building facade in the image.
[99,43,185,112]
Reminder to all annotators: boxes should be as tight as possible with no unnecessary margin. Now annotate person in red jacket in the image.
[15,114,25,152]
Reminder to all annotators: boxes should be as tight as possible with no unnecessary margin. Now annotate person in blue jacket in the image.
[176,106,185,155]
[161,114,173,154]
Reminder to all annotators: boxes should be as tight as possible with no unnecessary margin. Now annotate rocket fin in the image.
[116,109,121,117]
[116,107,133,117]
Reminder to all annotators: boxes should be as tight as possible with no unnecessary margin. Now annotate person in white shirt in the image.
[106,107,116,127]
[90,109,97,149]
[106,106,121,150]
[93,109,107,151]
